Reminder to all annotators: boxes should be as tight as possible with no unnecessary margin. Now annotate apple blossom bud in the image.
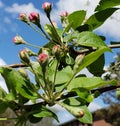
[19,49,30,64]
[52,45,60,59]
[42,2,52,17]
[18,68,30,81]
[19,13,29,24]
[29,12,40,26]
[61,11,68,17]
[73,54,85,73]
[38,53,49,66]
[25,48,37,56]
[13,35,26,45]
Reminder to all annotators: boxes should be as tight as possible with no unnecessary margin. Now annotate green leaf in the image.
[95,0,120,11]
[75,47,111,73]
[59,102,92,124]
[55,66,73,84]
[86,8,118,30]
[0,100,8,114]
[77,31,107,48]
[67,77,117,91]
[0,67,37,100]
[87,54,105,76]
[73,88,94,103]
[63,97,82,106]
[33,105,59,122]
[68,10,86,29]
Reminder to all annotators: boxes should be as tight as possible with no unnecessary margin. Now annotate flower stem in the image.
[25,42,41,49]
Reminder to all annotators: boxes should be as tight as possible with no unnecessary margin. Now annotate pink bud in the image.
[42,2,52,17]
[29,12,39,22]
[19,49,30,64]
[13,35,26,45]
[19,13,29,24]
[53,45,60,54]
[61,11,68,17]
[38,53,49,65]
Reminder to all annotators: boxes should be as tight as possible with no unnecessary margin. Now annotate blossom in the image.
[19,49,30,64]
[13,35,26,45]
[29,12,39,22]
[42,2,52,17]
[38,53,49,65]
[52,45,60,55]
[19,13,29,24]
[61,11,68,17]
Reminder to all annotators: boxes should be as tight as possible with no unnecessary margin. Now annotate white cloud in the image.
[5,3,40,15]
[0,58,8,93]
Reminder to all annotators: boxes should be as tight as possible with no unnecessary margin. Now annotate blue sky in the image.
[0,0,120,65]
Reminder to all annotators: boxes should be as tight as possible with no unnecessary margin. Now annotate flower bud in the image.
[61,11,68,17]
[19,13,29,24]
[73,54,85,73]
[29,12,40,26]
[13,35,26,45]
[52,45,61,59]
[19,49,30,64]
[18,68,30,81]
[42,2,52,17]
[38,53,49,66]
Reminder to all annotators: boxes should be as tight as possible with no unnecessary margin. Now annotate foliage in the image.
[0,0,120,125]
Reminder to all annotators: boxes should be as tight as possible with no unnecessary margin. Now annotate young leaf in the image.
[86,8,118,30]
[68,10,86,29]
[95,0,120,11]
[67,77,117,91]
[77,31,107,48]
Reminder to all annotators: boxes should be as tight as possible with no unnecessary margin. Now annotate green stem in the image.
[29,63,50,100]
[29,23,46,38]
[38,25,51,41]
[25,42,41,49]
[48,16,62,44]
[51,60,59,94]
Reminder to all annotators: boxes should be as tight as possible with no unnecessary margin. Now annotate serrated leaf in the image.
[86,8,118,30]
[68,10,86,29]
[77,31,107,48]
[67,77,117,91]
[95,0,120,11]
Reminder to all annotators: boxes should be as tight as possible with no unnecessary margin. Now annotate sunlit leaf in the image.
[67,77,117,91]
[95,0,120,11]
[68,10,86,29]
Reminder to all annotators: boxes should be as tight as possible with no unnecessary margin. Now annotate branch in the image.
[75,44,120,54]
